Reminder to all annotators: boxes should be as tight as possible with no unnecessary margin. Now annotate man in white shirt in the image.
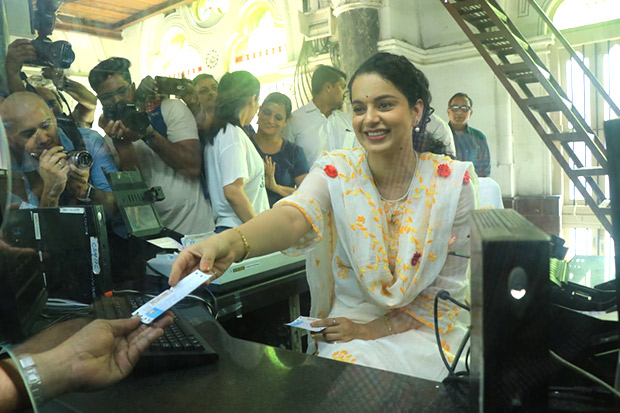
[283,65,357,166]
[88,57,214,235]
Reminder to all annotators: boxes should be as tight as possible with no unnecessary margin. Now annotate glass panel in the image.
[554,0,620,30]
[566,52,591,201]
[603,44,620,121]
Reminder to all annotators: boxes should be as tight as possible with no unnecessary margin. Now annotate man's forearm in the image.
[5,66,26,93]
[113,140,139,171]
[63,79,97,110]
[0,359,28,412]
[40,190,60,207]
[91,188,117,216]
[144,133,201,177]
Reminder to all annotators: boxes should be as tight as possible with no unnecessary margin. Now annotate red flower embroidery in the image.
[411,251,422,266]
[324,164,338,178]
[437,163,451,177]
[463,170,471,185]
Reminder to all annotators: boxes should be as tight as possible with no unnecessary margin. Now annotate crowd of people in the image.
[1,36,490,409]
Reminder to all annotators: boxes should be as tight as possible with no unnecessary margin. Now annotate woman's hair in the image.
[201,71,260,145]
[192,73,216,86]
[348,53,434,141]
[261,92,292,119]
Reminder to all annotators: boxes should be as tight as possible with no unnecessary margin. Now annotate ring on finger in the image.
[332,318,337,326]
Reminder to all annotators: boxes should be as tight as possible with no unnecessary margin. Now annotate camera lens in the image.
[65,150,93,170]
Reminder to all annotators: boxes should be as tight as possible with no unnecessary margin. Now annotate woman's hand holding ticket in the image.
[169,232,237,286]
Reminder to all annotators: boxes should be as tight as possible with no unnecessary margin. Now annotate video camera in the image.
[28,0,75,69]
[102,102,151,135]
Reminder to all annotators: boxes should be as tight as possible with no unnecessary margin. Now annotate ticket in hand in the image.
[286,316,325,332]
[132,269,213,324]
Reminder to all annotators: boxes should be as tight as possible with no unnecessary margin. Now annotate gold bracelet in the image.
[384,313,395,335]
[233,227,250,263]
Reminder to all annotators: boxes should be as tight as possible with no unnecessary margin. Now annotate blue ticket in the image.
[132,269,213,324]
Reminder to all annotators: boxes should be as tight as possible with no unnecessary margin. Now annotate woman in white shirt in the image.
[202,71,269,233]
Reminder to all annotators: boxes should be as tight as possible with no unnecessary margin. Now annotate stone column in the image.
[331,0,383,78]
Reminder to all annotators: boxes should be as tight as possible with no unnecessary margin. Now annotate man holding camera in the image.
[5,39,97,129]
[88,57,213,235]
[1,92,117,213]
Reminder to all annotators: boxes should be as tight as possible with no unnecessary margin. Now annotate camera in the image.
[29,36,75,69]
[102,102,151,135]
[63,150,92,170]
[155,76,192,96]
[27,0,75,69]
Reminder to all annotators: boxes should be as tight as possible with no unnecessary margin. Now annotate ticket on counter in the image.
[286,316,325,332]
[132,269,213,324]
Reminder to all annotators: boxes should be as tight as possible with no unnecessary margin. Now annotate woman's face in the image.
[257,102,288,137]
[350,73,422,156]
[196,77,218,109]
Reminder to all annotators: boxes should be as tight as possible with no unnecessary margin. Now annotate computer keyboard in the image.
[93,294,218,374]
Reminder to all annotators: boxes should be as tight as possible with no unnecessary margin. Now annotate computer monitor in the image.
[470,208,550,412]
[0,171,49,343]
[2,206,113,305]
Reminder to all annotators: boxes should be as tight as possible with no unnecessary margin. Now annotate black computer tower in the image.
[2,205,112,304]
[470,209,551,412]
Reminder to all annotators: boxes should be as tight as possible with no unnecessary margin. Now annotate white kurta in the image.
[277,148,477,381]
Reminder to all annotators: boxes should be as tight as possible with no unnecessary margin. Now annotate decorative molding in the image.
[330,0,384,17]
[378,35,555,66]
[518,0,529,17]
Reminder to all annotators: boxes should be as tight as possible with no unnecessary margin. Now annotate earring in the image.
[414,121,421,134]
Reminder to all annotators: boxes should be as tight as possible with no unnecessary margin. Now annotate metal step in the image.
[546,132,595,143]
[523,96,572,113]
[455,0,497,30]
[500,62,550,84]
[599,199,611,212]
[572,167,607,177]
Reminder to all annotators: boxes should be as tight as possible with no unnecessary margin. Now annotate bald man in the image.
[1,92,117,213]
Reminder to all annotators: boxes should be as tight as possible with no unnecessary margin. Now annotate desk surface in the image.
[44,306,469,413]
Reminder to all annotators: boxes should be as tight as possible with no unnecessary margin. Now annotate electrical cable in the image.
[450,328,470,373]
[434,289,471,377]
[550,350,620,400]
[434,292,454,375]
[465,346,470,373]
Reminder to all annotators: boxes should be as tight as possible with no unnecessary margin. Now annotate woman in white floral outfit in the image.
[170,53,477,381]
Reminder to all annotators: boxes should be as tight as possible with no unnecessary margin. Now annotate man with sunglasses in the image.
[1,92,117,213]
[88,58,213,236]
[447,92,491,177]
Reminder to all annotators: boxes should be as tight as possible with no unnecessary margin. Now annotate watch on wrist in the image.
[18,355,46,407]
[76,184,93,203]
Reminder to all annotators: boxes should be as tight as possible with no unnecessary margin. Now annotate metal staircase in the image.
[440,0,620,234]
